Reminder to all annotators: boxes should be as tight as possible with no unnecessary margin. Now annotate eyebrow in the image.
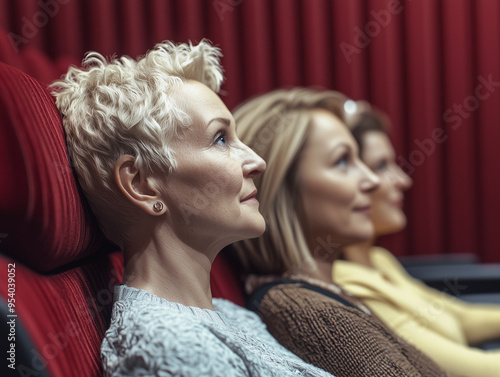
[329,142,350,155]
[206,117,231,128]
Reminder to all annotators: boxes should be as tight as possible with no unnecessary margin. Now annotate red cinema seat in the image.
[0,59,245,377]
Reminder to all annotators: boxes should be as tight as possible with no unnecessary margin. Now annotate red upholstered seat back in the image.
[0,252,124,377]
[212,251,245,307]
[0,56,246,376]
[0,60,124,377]
[0,61,108,271]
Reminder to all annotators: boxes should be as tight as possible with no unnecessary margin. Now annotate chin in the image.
[250,218,266,238]
[342,227,375,246]
[391,212,407,230]
[239,216,266,240]
[352,232,374,245]
[375,216,407,236]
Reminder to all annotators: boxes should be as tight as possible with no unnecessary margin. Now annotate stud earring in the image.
[153,201,164,213]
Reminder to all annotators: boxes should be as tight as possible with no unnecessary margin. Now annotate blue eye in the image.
[215,131,227,146]
[335,154,349,168]
[373,160,388,172]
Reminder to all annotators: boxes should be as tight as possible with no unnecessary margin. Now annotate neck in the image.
[309,258,335,284]
[342,239,375,268]
[302,233,344,284]
[123,224,219,310]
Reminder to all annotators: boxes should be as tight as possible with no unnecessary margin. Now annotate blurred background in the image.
[1,0,499,263]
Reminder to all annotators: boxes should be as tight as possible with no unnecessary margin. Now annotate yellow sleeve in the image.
[367,298,500,377]
[408,278,500,345]
[375,249,500,345]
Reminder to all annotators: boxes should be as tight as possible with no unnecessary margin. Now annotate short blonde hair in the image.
[50,40,224,248]
[233,88,349,275]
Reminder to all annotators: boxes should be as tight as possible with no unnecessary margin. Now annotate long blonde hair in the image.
[233,88,348,275]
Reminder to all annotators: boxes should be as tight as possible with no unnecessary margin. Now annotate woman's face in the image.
[297,109,380,254]
[162,81,266,252]
[360,131,413,236]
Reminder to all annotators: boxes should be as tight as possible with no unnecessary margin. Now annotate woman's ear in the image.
[114,155,166,216]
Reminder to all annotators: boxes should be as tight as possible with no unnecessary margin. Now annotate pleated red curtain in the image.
[1,0,499,262]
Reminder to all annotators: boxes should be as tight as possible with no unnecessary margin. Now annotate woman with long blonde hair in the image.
[336,102,500,377]
[233,88,449,377]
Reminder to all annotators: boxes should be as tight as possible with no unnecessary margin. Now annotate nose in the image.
[394,165,413,190]
[358,160,380,193]
[241,142,266,178]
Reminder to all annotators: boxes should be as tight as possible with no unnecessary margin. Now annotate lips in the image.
[353,205,371,214]
[393,194,405,206]
[241,189,258,202]
[393,200,403,208]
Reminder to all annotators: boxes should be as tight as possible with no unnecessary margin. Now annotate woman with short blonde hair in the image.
[52,42,336,377]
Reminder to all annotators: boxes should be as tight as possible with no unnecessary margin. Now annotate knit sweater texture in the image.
[101,285,335,377]
[251,280,451,377]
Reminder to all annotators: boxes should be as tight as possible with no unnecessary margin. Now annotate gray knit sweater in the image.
[101,285,335,377]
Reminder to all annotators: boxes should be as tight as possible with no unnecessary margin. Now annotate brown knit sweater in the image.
[249,280,453,377]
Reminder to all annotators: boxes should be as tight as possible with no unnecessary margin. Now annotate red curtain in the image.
[1,0,500,262]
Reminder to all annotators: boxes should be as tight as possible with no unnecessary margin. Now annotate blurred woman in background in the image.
[232,88,449,377]
[336,101,500,377]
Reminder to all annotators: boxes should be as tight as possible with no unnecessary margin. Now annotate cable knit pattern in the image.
[253,283,452,377]
[101,285,335,377]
